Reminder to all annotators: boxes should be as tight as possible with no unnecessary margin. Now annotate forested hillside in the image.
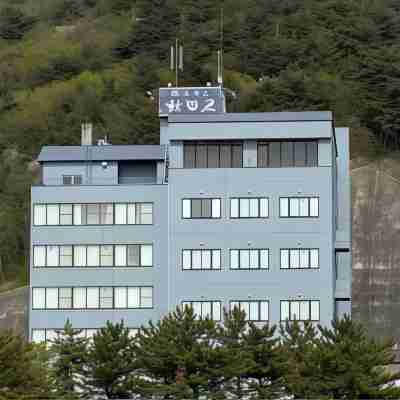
[0,0,398,285]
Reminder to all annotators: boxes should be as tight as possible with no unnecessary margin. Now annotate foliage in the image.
[0,6,35,40]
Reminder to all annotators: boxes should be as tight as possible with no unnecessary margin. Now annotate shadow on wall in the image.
[0,286,28,337]
[352,160,400,341]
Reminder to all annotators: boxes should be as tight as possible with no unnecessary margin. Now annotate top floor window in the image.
[257,141,318,168]
[63,175,82,185]
[184,141,243,168]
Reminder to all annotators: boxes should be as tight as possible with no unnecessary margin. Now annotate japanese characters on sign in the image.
[159,87,225,115]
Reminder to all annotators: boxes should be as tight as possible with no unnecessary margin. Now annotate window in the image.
[32,288,45,309]
[257,141,318,168]
[182,249,221,270]
[182,198,221,219]
[33,205,46,225]
[280,300,320,321]
[230,301,269,321]
[47,205,59,225]
[59,246,73,267]
[59,288,72,309]
[100,245,113,267]
[230,198,269,218]
[59,204,73,225]
[181,301,221,321]
[33,246,46,267]
[184,142,243,168]
[100,287,113,309]
[230,249,269,269]
[280,197,319,217]
[63,175,82,185]
[280,249,319,269]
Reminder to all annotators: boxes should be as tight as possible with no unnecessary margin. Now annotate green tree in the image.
[84,320,138,399]
[0,330,51,398]
[50,319,88,399]
[0,7,35,40]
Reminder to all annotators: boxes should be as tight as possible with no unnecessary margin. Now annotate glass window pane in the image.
[100,204,113,225]
[33,288,45,309]
[87,287,99,308]
[220,145,231,167]
[141,245,153,267]
[182,199,191,218]
[191,199,202,218]
[212,302,221,321]
[299,198,309,217]
[34,246,46,267]
[260,250,269,269]
[115,245,126,267]
[212,250,221,269]
[311,301,320,321]
[60,204,72,225]
[184,144,196,168]
[47,205,59,225]
[87,246,99,266]
[47,246,59,267]
[202,250,211,269]
[115,204,127,224]
[46,288,58,309]
[230,199,239,218]
[300,301,310,320]
[202,302,211,319]
[280,250,289,269]
[196,144,207,168]
[141,287,153,308]
[202,199,212,218]
[231,144,243,167]
[140,203,153,224]
[280,198,289,217]
[281,301,289,321]
[32,329,46,343]
[291,301,300,321]
[290,198,300,217]
[239,199,249,218]
[249,250,259,269]
[269,142,280,167]
[192,250,201,269]
[128,287,140,308]
[115,287,127,308]
[73,288,86,308]
[257,143,269,167]
[100,287,113,309]
[259,198,268,217]
[212,199,221,218]
[281,141,294,167]
[100,245,113,267]
[300,250,309,268]
[59,288,72,309]
[60,246,73,267]
[260,301,269,321]
[310,198,319,217]
[127,204,136,224]
[310,249,319,268]
[127,245,140,266]
[249,302,259,321]
[240,302,250,319]
[294,142,306,166]
[290,249,299,268]
[230,250,239,269]
[182,250,191,269]
[207,144,219,168]
[86,204,100,224]
[73,204,82,225]
[249,199,259,217]
[34,205,46,225]
[240,250,250,269]
[306,141,318,167]
[74,246,86,267]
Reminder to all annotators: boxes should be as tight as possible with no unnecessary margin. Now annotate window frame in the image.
[62,175,82,185]
[280,248,320,269]
[181,300,222,321]
[280,300,320,322]
[181,198,222,220]
[181,249,222,271]
[229,300,269,322]
[279,196,320,218]
[229,249,269,270]
[230,197,269,219]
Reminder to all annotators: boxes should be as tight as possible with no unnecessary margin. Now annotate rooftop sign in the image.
[159,87,225,116]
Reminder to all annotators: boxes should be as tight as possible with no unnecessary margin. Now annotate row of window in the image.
[32,246,320,270]
[183,140,318,169]
[32,327,139,343]
[33,244,153,268]
[32,287,153,310]
[33,203,153,226]
[32,293,320,323]
[182,197,319,219]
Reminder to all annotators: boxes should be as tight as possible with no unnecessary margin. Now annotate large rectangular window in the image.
[280,249,319,269]
[279,197,319,217]
[230,301,269,322]
[181,301,221,321]
[182,249,221,270]
[230,249,269,270]
[32,287,153,310]
[280,300,320,321]
[230,198,269,218]
[184,141,243,168]
[257,141,318,168]
[182,198,221,219]
[63,175,82,185]
[33,244,153,268]
[33,203,153,226]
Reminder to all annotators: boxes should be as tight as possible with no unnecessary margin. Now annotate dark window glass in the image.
[294,142,306,166]
[63,176,72,185]
[207,144,219,168]
[196,144,207,168]
[127,245,140,266]
[269,142,281,167]
[202,199,212,218]
[306,141,318,166]
[220,145,232,167]
[231,144,243,168]
[86,204,100,224]
[191,199,202,218]
[257,143,269,167]
[184,144,196,168]
[281,142,294,167]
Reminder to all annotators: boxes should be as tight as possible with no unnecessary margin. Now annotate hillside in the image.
[0,0,398,289]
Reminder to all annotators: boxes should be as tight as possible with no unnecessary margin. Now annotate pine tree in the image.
[84,320,139,399]
[49,319,88,398]
[0,7,35,40]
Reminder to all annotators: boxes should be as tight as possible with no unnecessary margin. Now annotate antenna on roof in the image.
[217,6,224,86]
[170,38,183,87]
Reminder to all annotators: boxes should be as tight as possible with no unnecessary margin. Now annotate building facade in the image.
[29,88,351,342]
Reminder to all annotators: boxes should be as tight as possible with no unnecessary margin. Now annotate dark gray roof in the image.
[168,111,333,123]
[38,145,165,162]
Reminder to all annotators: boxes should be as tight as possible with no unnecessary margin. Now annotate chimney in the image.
[81,123,92,146]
